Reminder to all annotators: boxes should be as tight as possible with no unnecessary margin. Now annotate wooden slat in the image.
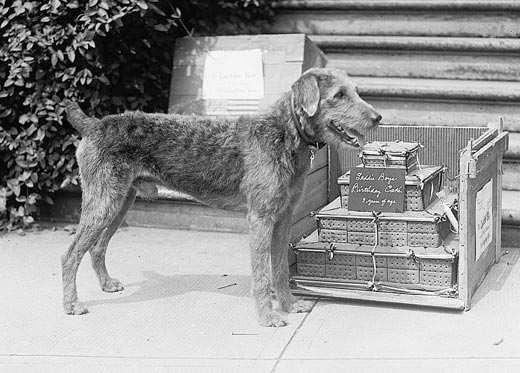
[293,166,328,222]
[493,119,505,261]
[472,127,497,152]
[458,143,471,310]
[336,125,486,179]
[291,285,465,310]
[473,132,509,162]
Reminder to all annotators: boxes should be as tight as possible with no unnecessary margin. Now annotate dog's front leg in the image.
[248,211,288,327]
[271,209,315,314]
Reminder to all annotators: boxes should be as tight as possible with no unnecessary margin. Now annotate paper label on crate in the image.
[476,178,493,261]
[348,167,405,213]
[202,49,264,100]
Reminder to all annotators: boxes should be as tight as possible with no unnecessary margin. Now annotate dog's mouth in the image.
[328,122,364,148]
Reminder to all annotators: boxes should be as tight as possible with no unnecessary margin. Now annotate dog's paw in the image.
[101,278,124,293]
[289,299,315,313]
[64,301,89,315]
[259,311,288,327]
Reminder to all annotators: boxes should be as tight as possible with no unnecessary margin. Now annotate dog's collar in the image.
[290,94,326,150]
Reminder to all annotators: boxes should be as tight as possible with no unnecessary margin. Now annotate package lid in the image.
[361,141,422,156]
[316,193,456,223]
[296,230,458,258]
[338,165,445,186]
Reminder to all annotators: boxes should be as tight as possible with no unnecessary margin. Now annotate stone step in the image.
[310,35,520,81]
[503,160,520,191]
[39,190,249,233]
[352,76,520,134]
[502,190,520,246]
[272,1,520,37]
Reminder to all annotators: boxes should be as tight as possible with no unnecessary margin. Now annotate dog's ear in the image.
[291,73,320,117]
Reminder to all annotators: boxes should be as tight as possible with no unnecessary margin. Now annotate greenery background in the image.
[0,0,274,230]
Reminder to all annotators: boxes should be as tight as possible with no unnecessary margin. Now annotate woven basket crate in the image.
[361,154,418,172]
[320,228,445,248]
[318,213,450,248]
[408,232,442,247]
[388,268,420,284]
[326,264,357,279]
[338,166,444,212]
[320,228,348,243]
[357,266,388,281]
[294,246,457,289]
[359,141,421,172]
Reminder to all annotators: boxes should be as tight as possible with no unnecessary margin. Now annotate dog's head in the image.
[291,68,381,149]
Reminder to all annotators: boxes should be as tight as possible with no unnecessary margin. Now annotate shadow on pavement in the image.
[87,271,251,308]
[470,248,520,306]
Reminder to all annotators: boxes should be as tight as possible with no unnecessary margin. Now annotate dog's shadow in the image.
[87,271,251,308]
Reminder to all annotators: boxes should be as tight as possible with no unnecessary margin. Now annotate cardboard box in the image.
[169,34,326,117]
[169,34,328,247]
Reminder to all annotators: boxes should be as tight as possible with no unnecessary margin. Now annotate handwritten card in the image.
[348,167,406,213]
[202,49,264,100]
[476,178,493,261]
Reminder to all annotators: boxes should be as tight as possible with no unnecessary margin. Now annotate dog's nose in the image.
[369,112,382,127]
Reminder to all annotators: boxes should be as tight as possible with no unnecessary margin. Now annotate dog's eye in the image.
[334,91,345,100]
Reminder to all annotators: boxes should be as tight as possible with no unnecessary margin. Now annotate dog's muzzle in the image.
[328,122,364,148]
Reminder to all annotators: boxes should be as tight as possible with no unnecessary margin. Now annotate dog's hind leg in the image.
[271,209,315,314]
[61,181,129,315]
[248,212,288,327]
[89,187,137,293]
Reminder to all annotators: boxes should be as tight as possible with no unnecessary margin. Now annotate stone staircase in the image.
[271,0,520,244]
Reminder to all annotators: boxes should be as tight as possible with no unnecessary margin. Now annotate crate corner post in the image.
[458,128,509,310]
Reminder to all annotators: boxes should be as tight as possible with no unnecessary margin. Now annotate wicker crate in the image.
[359,141,421,172]
[356,255,387,267]
[330,252,356,266]
[317,197,452,248]
[297,262,325,277]
[320,229,348,243]
[386,256,419,270]
[319,217,347,230]
[420,270,454,287]
[408,232,442,247]
[388,268,420,284]
[320,228,446,247]
[326,264,356,279]
[338,166,445,211]
[294,244,457,289]
[357,266,388,281]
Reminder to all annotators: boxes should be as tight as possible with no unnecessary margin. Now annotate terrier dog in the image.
[62,68,381,326]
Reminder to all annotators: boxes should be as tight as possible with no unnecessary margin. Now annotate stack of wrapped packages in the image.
[293,141,460,297]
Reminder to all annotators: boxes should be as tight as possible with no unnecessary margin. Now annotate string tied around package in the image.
[416,143,425,170]
[367,211,382,291]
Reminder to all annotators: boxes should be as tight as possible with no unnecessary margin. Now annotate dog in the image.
[61,67,381,327]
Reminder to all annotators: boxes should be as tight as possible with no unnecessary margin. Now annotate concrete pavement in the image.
[1,226,520,372]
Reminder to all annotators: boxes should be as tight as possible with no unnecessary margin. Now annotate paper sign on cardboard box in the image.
[202,49,264,100]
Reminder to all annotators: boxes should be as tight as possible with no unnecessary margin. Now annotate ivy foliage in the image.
[0,0,274,230]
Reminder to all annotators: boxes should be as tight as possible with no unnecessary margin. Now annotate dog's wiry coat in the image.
[61,68,381,326]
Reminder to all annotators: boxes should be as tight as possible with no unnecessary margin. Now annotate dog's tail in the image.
[62,100,100,136]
